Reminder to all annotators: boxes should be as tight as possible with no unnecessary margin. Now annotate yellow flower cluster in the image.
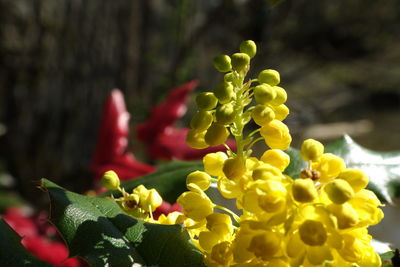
[175,41,384,267]
[101,170,163,220]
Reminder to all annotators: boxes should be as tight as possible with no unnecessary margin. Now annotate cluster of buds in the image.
[101,170,162,221]
[175,41,383,267]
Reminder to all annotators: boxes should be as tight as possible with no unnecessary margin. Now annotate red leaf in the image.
[91,89,155,181]
[92,89,130,165]
[136,81,198,144]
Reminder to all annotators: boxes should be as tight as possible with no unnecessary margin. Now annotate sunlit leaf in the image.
[41,179,205,267]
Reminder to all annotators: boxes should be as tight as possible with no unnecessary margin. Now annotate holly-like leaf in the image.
[102,161,204,203]
[285,135,400,203]
[0,218,51,266]
[41,179,205,267]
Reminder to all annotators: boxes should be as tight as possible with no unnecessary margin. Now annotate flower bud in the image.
[301,139,324,162]
[231,53,250,72]
[292,179,318,203]
[186,129,209,149]
[272,104,289,121]
[101,170,120,190]
[216,103,236,125]
[223,157,246,180]
[258,69,280,86]
[260,120,291,150]
[239,40,257,59]
[190,110,213,131]
[177,190,214,221]
[260,149,290,171]
[254,84,277,105]
[251,105,275,126]
[204,123,230,146]
[214,82,234,104]
[270,86,287,106]
[213,54,232,72]
[186,171,211,191]
[203,152,228,177]
[338,169,369,193]
[324,179,354,204]
[196,92,218,110]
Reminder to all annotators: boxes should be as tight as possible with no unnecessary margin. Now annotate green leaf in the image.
[102,161,203,203]
[285,135,400,203]
[41,179,205,267]
[0,218,52,266]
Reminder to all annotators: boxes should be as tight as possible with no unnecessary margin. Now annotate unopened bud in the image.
[186,129,209,149]
[254,84,277,105]
[214,82,235,104]
[216,103,236,125]
[270,86,287,106]
[301,139,324,162]
[239,40,257,59]
[213,54,232,72]
[196,92,218,110]
[251,105,275,126]
[101,170,120,190]
[190,110,213,131]
[204,123,230,146]
[186,171,211,191]
[231,53,250,72]
[258,69,280,86]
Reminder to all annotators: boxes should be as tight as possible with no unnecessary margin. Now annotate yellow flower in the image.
[203,152,228,177]
[177,185,214,221]
[260,120,291,150]
[300,138,324,162]
[186,170,212,191]
[312,153,346,183]
[260,149,290,172]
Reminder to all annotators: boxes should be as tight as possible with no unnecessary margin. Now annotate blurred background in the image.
[0,0,399,211]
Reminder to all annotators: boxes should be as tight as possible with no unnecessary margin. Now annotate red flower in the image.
[2,208,82,267]
[136,81,199,144]
[91,89,155,181]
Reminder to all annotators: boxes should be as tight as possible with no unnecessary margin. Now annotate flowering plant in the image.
[2,40,398,267]
[97,40,385,266]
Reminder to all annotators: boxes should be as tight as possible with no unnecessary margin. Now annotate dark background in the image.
[0,0,399,205]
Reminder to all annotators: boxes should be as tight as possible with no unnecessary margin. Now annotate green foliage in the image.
[41,179,205,267]
[0,218,51,266]
[285,135,400,203]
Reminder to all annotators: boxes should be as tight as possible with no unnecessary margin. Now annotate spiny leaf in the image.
[0,218,52,266]
[41,179,205,267]
[285,135,400,203]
